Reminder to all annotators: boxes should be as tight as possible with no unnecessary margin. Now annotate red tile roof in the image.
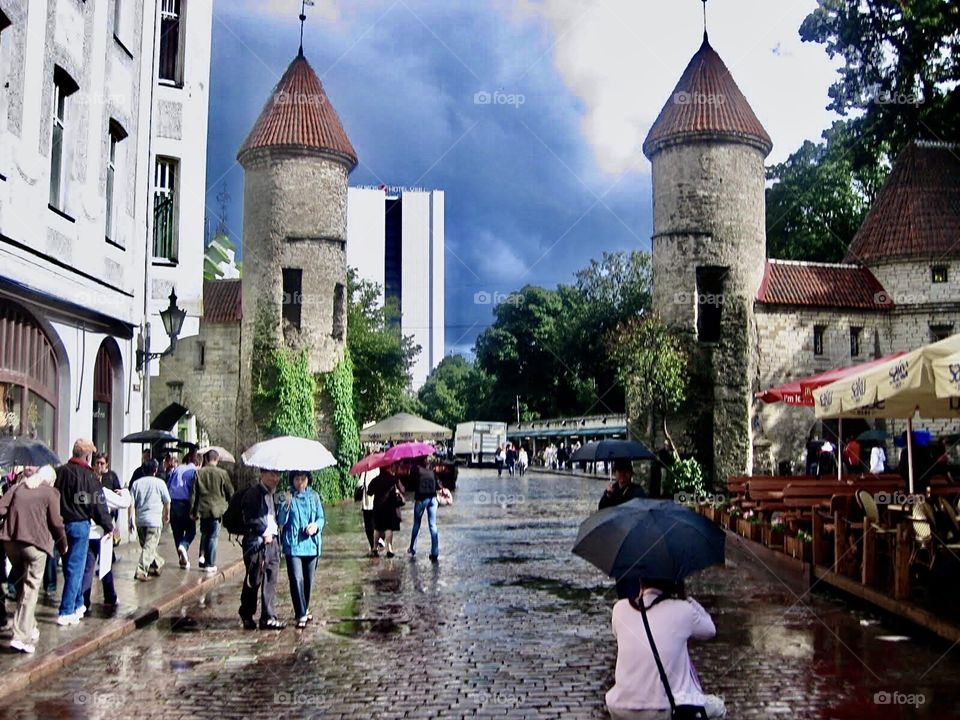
[237,53,357,169]
[644,33,772,158]
[757,260,893,310]
[845,140,960,264]
[202,279,242,323]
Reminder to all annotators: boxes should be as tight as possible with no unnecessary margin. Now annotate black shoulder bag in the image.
[631,595,708,720]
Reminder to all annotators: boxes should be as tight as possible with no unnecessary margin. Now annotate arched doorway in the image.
[93,339,123,458]
[0,302,59,450]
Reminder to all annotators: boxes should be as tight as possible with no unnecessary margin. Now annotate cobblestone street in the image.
[4,470,960,719]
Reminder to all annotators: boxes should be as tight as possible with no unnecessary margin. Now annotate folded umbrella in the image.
[241,436,337,471]
[572,498,725,583]
[382,441,437,464]
[570,440,655,463]
[350,451,386,476]
[0,437,61,468]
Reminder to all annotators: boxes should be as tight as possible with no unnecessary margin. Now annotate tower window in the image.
[932,266,948,284]
[931,324,953,342]
[282,269,302,331]
[850,327,862,358]
[695,267,725,343]
[332,283,346,340]
[814,325,826,356]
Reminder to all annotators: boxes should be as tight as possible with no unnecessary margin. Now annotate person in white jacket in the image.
[606,580,726,719]
[80,486,131,613]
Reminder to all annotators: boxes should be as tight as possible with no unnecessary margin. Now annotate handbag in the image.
[353,482,364,502]
[633,595,709,720]
[393,484,406,507]
[437,487,453,506]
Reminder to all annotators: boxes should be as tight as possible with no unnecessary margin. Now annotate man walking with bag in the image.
[238,468,284,630]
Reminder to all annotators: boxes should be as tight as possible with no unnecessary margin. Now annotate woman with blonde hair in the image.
[0,465,68,653]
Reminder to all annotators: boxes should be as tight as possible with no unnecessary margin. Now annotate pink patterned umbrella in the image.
[349,452,386,476]
[382,442,437,464]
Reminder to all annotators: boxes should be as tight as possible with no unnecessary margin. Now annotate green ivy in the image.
[253,348,318,439]
[317,349,361,503]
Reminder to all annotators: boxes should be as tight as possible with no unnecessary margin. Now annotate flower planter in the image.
[762,527,785,552]
[719,511,731,529]
[736,519,762,542]
[784,536,812,563]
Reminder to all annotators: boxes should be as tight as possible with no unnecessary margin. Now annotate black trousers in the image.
[240,541,280,622]
[362,509,375,549]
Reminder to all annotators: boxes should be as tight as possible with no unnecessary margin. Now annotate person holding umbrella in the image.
[238,467,285,630]
[599,460,646,510]
[277,471,324,629]
[367,464,405,557]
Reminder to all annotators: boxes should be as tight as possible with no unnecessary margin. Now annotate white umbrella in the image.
[241,436,337,471]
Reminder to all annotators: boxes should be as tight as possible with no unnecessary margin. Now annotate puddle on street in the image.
[482,556,535,565]
[492,575,608,606]
[328,617,410,637]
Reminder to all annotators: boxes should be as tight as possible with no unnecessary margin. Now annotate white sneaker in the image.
[9,639,35,653]
[76,605,87,619]
[177,546,190,569]
[57,613,79,626]
[204,565,218,574]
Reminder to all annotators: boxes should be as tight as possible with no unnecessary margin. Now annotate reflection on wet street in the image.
[4,470,960,719]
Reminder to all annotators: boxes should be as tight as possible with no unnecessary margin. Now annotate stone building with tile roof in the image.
[646,33,960,481]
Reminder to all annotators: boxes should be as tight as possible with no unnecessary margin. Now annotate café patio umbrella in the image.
[382,442,437,464]
[241,436,337,472]
[350,452,386,476]
[573,498,725,583]
[359,413,452,443]
[0,437,60,468]
[570,439,655,463]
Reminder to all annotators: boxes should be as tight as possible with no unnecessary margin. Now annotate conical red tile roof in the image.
[643,33,772,158]
[238,53,357,169]
[845,141,960,264]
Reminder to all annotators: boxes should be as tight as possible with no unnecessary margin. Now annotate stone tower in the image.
[236,50,358,445]
[643,32,772,483]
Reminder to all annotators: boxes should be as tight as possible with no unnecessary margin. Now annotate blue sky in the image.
[205,1,840,357]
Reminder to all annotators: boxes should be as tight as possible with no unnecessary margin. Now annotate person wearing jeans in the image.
[190,450,234,573]
[408,459,440,562]
[277,471,324,629]
[167,451,198,569]
[54,440,113,625]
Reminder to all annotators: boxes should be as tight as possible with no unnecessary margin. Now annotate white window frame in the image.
[158,0,184,86]
[50,68,78,212]
[153,157,179,262]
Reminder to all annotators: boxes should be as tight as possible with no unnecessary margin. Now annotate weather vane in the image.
[702,0,709,39]
[299,0,315,57]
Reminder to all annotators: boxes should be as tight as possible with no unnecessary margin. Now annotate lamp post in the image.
[137,289,186,372]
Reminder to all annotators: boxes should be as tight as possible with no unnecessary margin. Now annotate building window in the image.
[50,67,79,211]
[332,283,346,340]
[0,301,59,451]
[0,12,11,146]
[814,325,826,356]
[931,324,953,342]
[153,157,178,261]
[932,266,948,284]
[850,327,862,358]
[695,267,725,343]
[105,121,127,243]
[195,341,205,370]
[282,269,302,331]
[159,0,184,85]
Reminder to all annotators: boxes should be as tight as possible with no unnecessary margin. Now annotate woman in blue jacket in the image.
[277,471,324,629]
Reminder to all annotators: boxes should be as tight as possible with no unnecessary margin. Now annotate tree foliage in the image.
[316,349,361,503]
[346,269,420,426]
[417,355,496,426]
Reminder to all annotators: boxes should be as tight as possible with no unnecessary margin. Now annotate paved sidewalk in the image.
[0,527,244,700]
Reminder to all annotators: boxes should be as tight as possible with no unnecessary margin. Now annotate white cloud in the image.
[509,0,842,173]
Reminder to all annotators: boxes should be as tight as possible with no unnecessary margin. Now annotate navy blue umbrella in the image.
[0,437,61,468]
[570,440,655,463]
[572,498,725,583]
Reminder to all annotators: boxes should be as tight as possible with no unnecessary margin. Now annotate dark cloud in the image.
[207,2,652,356]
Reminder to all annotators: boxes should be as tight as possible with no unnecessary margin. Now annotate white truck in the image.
[453,421,507,467]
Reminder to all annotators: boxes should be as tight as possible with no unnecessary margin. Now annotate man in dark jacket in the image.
[599,460,646,510]
[238,468,283,630]
[54,439,113,625]
[408,458,440,562]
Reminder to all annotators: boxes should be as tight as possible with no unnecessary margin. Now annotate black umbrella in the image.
[0,437,61,468]
[572,498,725,583]
[857,429,889,443]
[121,429,178,444]
[570,439,655,463]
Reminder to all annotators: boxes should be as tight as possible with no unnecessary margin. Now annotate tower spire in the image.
[299,0,314,57]
[702,0,708,42]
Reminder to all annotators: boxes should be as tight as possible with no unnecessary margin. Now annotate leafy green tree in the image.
[346,269,420,426]
[417,355,470,428]
[801,0,960,171]
[766,122,886,262]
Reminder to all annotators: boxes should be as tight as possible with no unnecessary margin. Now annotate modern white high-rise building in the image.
[347,186,445,390]
[0,0,211,479]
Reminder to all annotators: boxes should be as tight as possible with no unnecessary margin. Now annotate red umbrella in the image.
[349,451,386,476]
[382,441,437,464]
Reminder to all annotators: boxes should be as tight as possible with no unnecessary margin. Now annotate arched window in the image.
[93,342,114,457]
[0,302,59,450]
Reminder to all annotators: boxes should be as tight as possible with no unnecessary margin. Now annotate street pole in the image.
[516,395,520,424]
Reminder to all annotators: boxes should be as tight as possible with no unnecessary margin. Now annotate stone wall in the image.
[870,260,960,308]
[650,140,768,484]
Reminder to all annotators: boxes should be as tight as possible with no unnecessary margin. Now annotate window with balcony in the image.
[159,0,184,85]
[153,157,178,262]
[105,120,127,245]
[850,326,862,358]
[50,67,79,213]
[814,325,826,356]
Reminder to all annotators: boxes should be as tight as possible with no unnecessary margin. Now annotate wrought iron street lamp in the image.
[136,289,186,372]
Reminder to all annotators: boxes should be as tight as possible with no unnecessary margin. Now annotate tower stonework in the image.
[236,53,358,448]
[644,33,772,483]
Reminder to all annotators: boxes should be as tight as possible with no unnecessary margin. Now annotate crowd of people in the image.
[804,433,954,484]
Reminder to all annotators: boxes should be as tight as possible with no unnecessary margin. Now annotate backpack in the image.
[222,485,254,536]
[416,469,438,496]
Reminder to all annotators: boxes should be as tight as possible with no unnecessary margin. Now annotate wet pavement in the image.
[3,470,960,719]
